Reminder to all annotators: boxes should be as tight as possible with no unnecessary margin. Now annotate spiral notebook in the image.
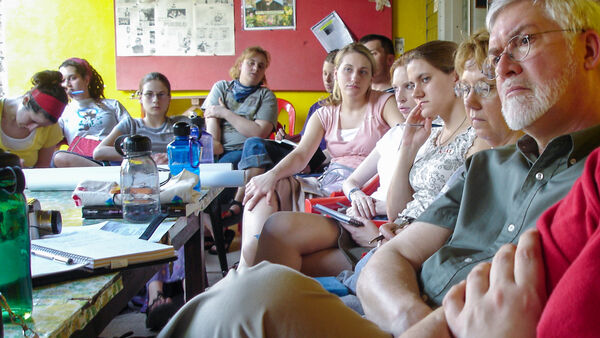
[31,226,175,271]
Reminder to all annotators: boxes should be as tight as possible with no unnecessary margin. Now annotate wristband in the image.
[347,187,361,203]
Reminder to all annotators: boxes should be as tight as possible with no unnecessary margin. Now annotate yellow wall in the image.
[3,0,424,134]
[393,0,427,52]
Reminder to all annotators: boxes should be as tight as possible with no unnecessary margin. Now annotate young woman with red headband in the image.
[0,70,68,167]
[52,57,131,167]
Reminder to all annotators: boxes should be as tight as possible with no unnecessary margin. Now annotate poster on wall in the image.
[243,0,296,30]
[115,0,234,56]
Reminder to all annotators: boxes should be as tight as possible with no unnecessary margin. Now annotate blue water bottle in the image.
[191,113,214,164]
[167,122,200,190]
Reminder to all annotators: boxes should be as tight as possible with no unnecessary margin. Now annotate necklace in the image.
[437,115,468,147]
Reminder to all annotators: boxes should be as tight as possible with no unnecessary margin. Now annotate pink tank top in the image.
[316,90,393,169]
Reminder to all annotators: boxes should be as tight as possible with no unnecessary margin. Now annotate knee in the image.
[262,212,294,240]
[243,137,265,147]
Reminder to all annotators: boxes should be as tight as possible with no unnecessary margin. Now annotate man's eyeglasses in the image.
[482,29,580,80]
[142,92,169,100]
[454,81,496,99]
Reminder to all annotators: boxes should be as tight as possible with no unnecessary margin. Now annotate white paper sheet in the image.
[23,163,242,191]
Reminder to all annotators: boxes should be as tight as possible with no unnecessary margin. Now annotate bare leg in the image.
[238,193,280,268]
[52,151,102,167]
[201,212,214,237]
[254,212,349,276]
[147,280,171,308]
[226,167,266,218]
[234,167,266,203]
[301,248,352,277]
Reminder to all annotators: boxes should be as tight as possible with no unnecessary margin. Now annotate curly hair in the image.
[59,58,105,100]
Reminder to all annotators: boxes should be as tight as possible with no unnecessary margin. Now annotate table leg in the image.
[208,200,229,276]
[183,213,205,300]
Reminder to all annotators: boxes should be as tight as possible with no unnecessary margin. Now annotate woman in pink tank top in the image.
[238,43,404,268]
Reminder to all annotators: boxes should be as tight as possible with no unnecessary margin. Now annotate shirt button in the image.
[535,172,544,180]
[508,224,515,232]
[464,257,473,263]
[570,158,577,165]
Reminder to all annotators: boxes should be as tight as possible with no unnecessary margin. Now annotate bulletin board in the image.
[115,0,392,91]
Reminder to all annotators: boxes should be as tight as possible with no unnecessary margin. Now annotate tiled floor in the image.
[99,239,241,337]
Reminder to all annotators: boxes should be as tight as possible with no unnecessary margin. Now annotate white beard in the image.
[500,54,576,131]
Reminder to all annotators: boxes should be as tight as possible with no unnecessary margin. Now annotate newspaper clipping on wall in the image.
[115,0,235,56]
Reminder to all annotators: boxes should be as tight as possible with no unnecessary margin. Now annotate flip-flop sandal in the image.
[146,292,179,331]
[220,200,243,227]
[204,235,215,251]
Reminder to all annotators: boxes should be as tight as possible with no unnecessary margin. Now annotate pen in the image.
[71,90,84,95]
[401,123,443,128]
[368,223,409,244]
[32,249,74,265]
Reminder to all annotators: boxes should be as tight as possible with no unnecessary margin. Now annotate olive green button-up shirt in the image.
[417,124,600,306]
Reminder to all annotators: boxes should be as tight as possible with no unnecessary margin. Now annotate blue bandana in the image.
[231,80,260,102]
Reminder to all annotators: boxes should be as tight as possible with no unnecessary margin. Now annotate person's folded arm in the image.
[357,221,452,336]
[204,98,274,139]
[206,116,224,155]
[34,146,57,168]
[93,128,125,162]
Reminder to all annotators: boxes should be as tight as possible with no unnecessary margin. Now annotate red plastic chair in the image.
[275,98,296,136]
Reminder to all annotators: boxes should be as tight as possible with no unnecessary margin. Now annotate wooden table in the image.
[4,187,222,338]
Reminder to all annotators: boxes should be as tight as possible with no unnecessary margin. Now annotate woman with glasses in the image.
[93,72,190,164]
[251,41,487,277]
[95,73,193,331]
[455,29,522,149]
[238,42,404,268]
[53,58,131,167]
[0,70,68,167]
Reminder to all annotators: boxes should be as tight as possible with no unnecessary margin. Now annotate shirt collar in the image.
[516,123,600,166]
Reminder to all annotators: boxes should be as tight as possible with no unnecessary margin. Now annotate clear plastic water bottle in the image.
[191,113,214,164]
[0,150,32,322]
[190,125,203,163]
[167,122,200,190]
[117,135,161,223]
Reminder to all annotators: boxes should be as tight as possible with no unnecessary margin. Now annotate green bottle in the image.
[0,150,32,322]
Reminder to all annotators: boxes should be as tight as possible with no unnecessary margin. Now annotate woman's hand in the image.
[203,98,230,120]
[243,171,279,211]
[401,102,433,150]
[346,190,377,219]
[339,217,380,247]
[377,222,408,245]
[152,153,169,165]
[274,127,286,141]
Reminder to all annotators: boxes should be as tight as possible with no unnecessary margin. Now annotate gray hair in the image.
[487,0,600,48]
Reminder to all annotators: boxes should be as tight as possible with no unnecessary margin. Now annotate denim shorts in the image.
[237,137,286,170]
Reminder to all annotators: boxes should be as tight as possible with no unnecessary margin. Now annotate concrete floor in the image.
[99,237,241,337]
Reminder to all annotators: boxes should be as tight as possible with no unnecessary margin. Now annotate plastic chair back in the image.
[276,98,296,136]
